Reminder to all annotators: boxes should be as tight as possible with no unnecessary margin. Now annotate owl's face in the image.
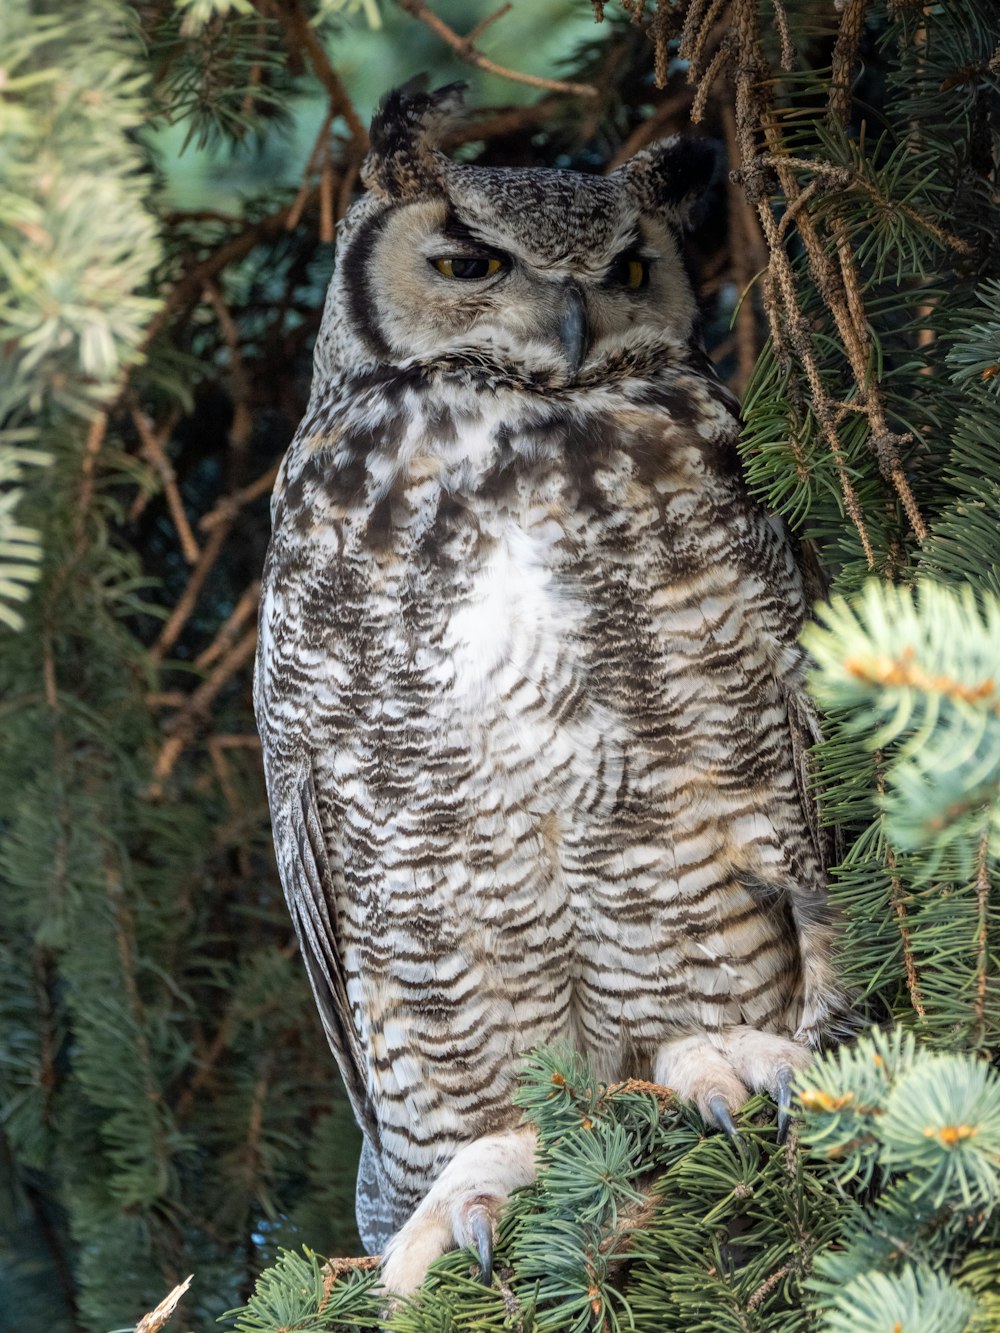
[320,84,717,386]
[347,188,699,376]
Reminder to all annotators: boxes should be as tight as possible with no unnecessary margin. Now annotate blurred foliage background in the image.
[0,2,998,1330]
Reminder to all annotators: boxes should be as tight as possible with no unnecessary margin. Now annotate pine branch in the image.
[804,581,1000,865]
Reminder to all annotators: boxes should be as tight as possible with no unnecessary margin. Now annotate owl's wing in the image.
[275,764,379,1149]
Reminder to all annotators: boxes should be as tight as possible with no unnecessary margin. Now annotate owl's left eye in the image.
[432,256,504,280]
[605,253,650,290]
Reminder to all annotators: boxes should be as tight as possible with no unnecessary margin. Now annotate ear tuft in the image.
[362,80,468,200]
[612,136,720,227]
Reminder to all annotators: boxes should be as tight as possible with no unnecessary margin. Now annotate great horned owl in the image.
[254,83,843,1295]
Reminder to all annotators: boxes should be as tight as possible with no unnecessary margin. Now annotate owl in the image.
[254,83,844,1295]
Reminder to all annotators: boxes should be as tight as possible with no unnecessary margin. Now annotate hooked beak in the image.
[558,281,589,377]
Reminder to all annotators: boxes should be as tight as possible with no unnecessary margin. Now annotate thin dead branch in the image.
[393,0,598,97]
[128,403,196,561]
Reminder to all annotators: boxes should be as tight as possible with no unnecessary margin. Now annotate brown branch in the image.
[147,626,259,799]
[129,403,197,563]
[393,0,598,97]
[195,580,261,670]
[151,522,232,662]
[442,97,561,148]
[828,0,868,126]
[212,734,263,750]
[143,204,311,350]
[772,0,794,72]
[679,0,730,72]
[319,1255,381,1302]
[268,0,369,145]
[133,1277,194,1333]
[73,410,109,557]
[606,90,694,171]
[876,763,926,1019]
[202,280,254,480]
[145,691,188,710]
[691,0,950,564]
[747,1262,793,1311]
[466,1,513,45]
[720,102,766,394]
[319,139,335,244]
[286,106,335,232]
[690,30,733,124]
[605,1077,675,1110]
[199,461,280,534]
[760,154,973,255]
[240,18,267,122]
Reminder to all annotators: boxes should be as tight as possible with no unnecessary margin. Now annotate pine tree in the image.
[1,2,997,1330]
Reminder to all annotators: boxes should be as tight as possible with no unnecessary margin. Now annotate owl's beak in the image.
[558,281,589,377]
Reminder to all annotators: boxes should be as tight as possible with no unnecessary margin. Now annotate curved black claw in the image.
[711,1098,748,1163]
[709,1095,740,1143]
[469,1208,494,1285]
[775,1067,793,1145]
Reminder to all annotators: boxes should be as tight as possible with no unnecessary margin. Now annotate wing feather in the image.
[275,764,378,1149]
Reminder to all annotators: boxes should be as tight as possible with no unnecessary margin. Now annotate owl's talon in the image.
[708,1095,739,1141]
[775,1066,793,1144]
[468,1206,494,1283]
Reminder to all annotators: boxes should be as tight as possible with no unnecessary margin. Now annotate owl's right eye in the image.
[432,256,504,280]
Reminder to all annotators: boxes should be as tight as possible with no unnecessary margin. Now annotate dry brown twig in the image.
[151,522,233,662]
[202,280,254,476]
[133,1276,194,1333]
[128,403,196,561]
[199,461,281,534]
[267,0,369,144]
[195,581,261,671]
[680,0,936,563]
[147,625,259,798]
[286,105,336,232]
[393,0,598,97]
[606,89,694,170]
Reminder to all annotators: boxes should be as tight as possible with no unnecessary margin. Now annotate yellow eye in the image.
[606,253,650,290]
[625,260,646,289]
[432,256,504,280]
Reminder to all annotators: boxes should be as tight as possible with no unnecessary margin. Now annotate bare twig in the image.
[195,581,261,670]
[828,0,868,126]
[143,204,311,350]
[606,90,694,171]
[393,0,598,96]
[466,2,513,45]
[268,0,369,144]
[73,411,109,557]
[720,103,766,393]
[147,626,259,798]
[747,1263,793,1311]
[128,403,196,562]
[151,523,233,662]
[199,462,281,534]
[286,106,335,232]
[202,281,254,480]
[134,1277,194,1333]
[319,139,335,243]
[876,764,927,1019]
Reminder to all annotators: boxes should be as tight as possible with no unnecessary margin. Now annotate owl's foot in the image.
[654,1026,811,1144]
[379,1125,537,1298]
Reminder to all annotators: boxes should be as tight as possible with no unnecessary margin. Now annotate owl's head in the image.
[318,83,717,387]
